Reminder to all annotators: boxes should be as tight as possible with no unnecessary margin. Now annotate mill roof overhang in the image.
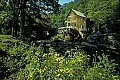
[66,9,86,18]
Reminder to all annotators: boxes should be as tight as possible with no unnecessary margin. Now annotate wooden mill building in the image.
[66,9,87,38]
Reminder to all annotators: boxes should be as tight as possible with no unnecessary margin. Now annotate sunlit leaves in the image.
[87,0,119,26]
[1,41,119,79]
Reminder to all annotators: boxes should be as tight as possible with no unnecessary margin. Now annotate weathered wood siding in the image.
[66,10,86,38]
[67,11,77,28]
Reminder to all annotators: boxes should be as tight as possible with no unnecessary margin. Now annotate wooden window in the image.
[68,23,70,26]
[71,22,76,26]
[74,22,76,26]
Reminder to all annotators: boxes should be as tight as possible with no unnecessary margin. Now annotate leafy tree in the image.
[0,0,13,34]
[87,0,119,30]
[0,0,60,40]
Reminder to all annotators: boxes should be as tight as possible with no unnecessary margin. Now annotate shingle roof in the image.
[72,9,86,18]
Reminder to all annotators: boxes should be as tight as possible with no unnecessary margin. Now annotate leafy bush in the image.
[1,42,119,80]
[83,54,119,80]
[9,47,89,80]
[51,34,70,41]
[1,27,11,35]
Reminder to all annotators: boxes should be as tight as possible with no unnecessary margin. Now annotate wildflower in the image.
[69,71,73,76]
[59,69,64,72]
[29,73,32,78]
[66,50,70,53]
[39,69,43,73]
[56,58,60,62]
[35,52,40,56]
[25,56,29,60]
[29,51,33,53]
[43,66,47,70]
[54,54,59,57]
[48,53,53,55]
[56,57,64,62]
[43,54,47,57]
[71,60,75,64]
[76,58,83,62]
[57,74,60,77]
[65,68,70,73]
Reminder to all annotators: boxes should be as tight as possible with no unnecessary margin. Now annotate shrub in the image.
[51,34,70,41]
[1,42,119,80]
[6,46,89,79]
[83,54,119,80]
[1,27,11,35]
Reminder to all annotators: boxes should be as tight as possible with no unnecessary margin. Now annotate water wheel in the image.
[68,28,82,41]
[57,27,82,41]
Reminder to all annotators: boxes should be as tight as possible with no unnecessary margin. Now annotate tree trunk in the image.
[12,0,16,37]
[20,0,26,40]
[12,0,20,37]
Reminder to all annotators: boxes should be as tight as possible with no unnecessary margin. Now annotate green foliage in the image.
[0,0,60,40]
[0,42,119,80]
[4,45,89,79]
[87,0,119,26]
[0,34,12,40]
[51,34,70,41]
[83,54,118,80]
[1,27,11,35]
[48,13,66,28]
